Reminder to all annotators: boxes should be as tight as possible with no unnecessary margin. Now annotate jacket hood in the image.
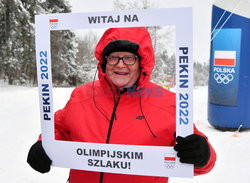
[95,27,155,88]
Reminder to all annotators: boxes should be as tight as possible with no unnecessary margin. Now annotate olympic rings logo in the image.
[213,73,234,84]
[164,162,176,169]
[50,22,58,29]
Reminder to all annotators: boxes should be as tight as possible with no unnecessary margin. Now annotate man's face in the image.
[105,51,140,90]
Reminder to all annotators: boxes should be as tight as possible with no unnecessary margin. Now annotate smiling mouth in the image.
[114,72,129,75]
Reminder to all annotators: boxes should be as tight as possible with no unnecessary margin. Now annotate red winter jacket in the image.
[54,27,216,183]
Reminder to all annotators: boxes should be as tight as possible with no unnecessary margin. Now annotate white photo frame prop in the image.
[35,8,193,178]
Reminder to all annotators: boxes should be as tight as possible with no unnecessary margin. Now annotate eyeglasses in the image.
[105,55,139,66]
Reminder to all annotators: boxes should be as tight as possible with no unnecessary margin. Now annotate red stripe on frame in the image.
[164,157,176,161]
[214,58,235,66]
[50,19,58,23]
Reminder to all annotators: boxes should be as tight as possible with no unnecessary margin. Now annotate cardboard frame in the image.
[35,8,193,177]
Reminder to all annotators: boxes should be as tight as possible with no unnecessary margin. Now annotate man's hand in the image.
[174,134,210,167]
[27,141,52,173]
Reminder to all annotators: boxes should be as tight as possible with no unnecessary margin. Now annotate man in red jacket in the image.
[27,27,216,183]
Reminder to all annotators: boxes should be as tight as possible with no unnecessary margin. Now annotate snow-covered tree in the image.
[113,0,157,10]
[51,30,78,86]
[0,0,43,84]
[0,0,32,85]
[0,1,6,79]
[0,0,77,86]
[40,0,71,14]
[75,31,98,86]
[19,0,46,84]
[194,62,209,86]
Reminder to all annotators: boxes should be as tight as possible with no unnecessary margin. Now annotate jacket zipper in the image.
[99,93,121,183]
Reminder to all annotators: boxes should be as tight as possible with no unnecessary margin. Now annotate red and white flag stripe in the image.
[164,157,176,161]
[49,19,58,23]
[214,50,236,67]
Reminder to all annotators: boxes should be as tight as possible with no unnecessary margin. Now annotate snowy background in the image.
[1,81,250,183]
[1,0,250,182]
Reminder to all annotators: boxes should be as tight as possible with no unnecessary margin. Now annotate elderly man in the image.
[27,27,216,183]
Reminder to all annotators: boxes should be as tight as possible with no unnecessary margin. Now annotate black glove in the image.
[174,134,210,167]
[27,141,52,173]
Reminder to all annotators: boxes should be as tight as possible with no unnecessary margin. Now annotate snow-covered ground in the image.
[0,83,250,183]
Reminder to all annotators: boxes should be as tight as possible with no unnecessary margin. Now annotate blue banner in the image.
[209,28,241,106]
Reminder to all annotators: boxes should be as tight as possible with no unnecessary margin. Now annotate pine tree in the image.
[75,31,98,86]
[0,1,5,79]
[194,62,209,86]
[0,0,31,85]
[20,0,45,84]
[0,0,44,85]
[0,0,78,86]
[51,30,78,86]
